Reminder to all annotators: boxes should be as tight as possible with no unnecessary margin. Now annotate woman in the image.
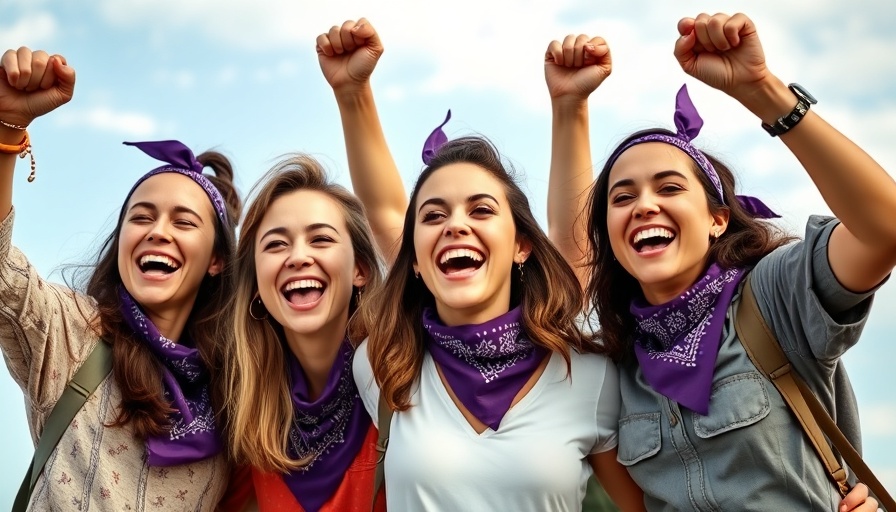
[317,19,645,511]
[550,13,887,511]
[219,156,385,512]
[0,48,241,509]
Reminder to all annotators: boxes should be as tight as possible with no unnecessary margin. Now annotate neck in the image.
[144,300,196,342]
[434,289,512,327]
[284,325,346,401]
[639,259,711,306]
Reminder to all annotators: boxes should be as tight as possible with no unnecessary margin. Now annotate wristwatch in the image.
[761,83,817,137]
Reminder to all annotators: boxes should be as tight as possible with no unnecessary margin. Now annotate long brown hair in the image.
[77,151,241,439]
[225,155,384,472]
[364,136,594,412]
[585,129,795,360]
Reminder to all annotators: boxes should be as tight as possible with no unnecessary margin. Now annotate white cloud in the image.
[54,106,159,137]
[153,69,197,90]
[863,404,896,437]
[0,12,57,49]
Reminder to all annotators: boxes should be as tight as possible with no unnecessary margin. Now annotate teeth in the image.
[633,227,674,244]
[283,279,323,292]
[139,254,180,269]
[439,248,484,265]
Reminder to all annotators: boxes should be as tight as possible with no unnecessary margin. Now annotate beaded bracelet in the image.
[0,119,28,130]
[0,131,36,182]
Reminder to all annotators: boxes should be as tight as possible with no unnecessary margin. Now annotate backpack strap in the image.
[371,392,393,511]
[13,340,113,512]
[735,277,895,510]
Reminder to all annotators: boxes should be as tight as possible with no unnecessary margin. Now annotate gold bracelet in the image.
[0,131,36,182]
[0,119,28,130]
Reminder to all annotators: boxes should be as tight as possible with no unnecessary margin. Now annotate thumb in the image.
[352,18,384,56]
[51,56,76,99]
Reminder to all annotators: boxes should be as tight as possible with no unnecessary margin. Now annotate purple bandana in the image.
[282,340,370,512]
[421,110,452,165]
[123,140,229,226]
[118,288,222,466]
[630,264,746,415]
[606,85,779,220]
[423,306,547,430]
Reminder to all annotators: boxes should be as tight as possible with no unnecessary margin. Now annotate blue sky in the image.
[1,0,895,506]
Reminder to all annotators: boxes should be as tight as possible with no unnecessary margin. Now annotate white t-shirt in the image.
[353,340,620,512]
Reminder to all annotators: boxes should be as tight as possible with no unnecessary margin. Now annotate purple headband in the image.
[605,85,779,220]
[422,110,452,165]
[123,140,230,226]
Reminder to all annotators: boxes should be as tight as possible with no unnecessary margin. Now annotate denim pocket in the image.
[693,371,770,438]
[616,412,661,466]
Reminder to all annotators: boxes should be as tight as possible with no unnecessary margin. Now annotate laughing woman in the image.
[0,49,241,509]
[317,20,644,511]
[548,12,888,511]
[220,156,385,512]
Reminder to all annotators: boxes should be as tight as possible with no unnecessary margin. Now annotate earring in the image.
[248,292,268,321]
[355,286,363,303]
[414,270,420,279]
[517,261,524,280]
[713,229,721,239]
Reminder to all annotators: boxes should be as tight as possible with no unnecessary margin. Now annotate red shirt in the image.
[219,424,386,512]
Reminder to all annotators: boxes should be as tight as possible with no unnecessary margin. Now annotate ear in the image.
[515,236,533,264]
[207,254,224,277]
[711,208,731,237]
[412,260,419,276]
[353,260,369,288]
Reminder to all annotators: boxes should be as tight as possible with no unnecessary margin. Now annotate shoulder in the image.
[352,339,379,424]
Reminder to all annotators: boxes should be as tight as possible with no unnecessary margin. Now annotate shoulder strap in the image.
[13,340,113,512]
[735,278,895,510]
[371,392,393,511]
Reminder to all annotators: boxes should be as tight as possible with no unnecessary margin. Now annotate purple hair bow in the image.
[122,140,230,225]
[422,110,452,165]
[607,85,779,220]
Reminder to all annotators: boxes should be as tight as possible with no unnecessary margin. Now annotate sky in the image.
[1,0,895,506]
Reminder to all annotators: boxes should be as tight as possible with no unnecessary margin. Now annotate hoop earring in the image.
[248,293,268,321]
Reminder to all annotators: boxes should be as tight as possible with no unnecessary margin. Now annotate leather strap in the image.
[13,340,113,512]
[736,278,894,510]
[371,393,392,511]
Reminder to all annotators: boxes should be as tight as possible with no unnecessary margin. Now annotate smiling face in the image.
[412,163,530,326]
[254,189,366,343]
[606,142,728,304]
[117,172,222,321]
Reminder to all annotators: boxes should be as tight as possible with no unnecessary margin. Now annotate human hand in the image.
[545,34,611,104]
[0,47,75,128]
[839,483,880,512]
[316,18,384,95]
[674,13,770,100]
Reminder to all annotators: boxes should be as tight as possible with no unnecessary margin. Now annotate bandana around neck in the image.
[282,339,370,512]
[630,263,746,415]
[118,288,222,466]
[423,306,547,431]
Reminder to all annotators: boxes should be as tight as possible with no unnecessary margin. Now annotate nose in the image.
[146,222,172,244]
[631,193,660,219]
[285,245,314,269]
[443,211,471,238]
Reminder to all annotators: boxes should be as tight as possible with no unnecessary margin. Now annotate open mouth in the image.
[631,227,676,253]
[138,254,182,275]
[437,248,485,275]
[282,278,325,306]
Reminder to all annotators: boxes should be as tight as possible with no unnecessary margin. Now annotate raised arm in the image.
[0,48,75,217]
[544,34,612,288]
[317,19,406,265]
[675,12,896,293]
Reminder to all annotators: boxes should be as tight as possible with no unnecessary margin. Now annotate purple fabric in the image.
[123,140,230,226]
[421,110,452,165]
[605,85,779,220]
[282,340,370,512]
[118,288,222,466]
[630,264,746,415]
[423,306,547,430]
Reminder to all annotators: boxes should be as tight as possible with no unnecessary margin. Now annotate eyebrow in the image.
[128,202,205,221]
[608,170,690,194]
[258,223,340,242]
[417,193,500,213]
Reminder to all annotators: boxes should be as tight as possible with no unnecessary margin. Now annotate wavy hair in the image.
[224,154,384,472]
[584,129,795,360]
[363,136,595,412]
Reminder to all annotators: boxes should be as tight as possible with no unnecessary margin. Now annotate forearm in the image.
[334,85,407,262]
[0,125,22,218]
[548,97,592,285]
[737,77,896,247]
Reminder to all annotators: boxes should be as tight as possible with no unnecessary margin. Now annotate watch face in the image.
[789,83,817,104]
